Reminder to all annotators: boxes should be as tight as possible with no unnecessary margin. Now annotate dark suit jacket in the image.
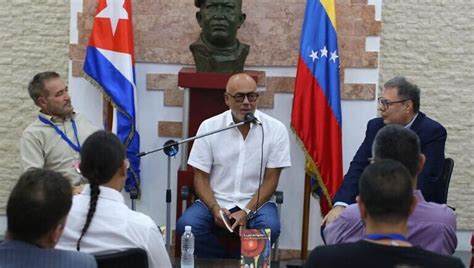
[0,239,97,268]
[333,112,447,204]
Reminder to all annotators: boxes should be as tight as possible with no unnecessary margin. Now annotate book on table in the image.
[240,229,271,268]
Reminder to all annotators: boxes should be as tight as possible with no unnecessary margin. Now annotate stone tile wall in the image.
[379,0,474,229]
[0,1,70,212]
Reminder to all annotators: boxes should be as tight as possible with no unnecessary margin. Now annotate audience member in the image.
[324,125,456,255]
[324,76,447,224]
[176,73,291,258]
[0,169,97,268]
[305,160,464,268]
[56,131,171,268]
[20,71,99,192]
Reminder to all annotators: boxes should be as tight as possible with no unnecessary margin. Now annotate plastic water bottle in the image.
[181,225,194,268]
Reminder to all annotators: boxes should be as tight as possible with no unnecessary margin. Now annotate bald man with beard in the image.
[176,73,291,258]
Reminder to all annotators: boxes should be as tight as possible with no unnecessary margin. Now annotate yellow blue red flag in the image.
[291,0,343,215]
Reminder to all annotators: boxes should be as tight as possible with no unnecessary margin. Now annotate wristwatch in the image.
[242,207,251,215]
[243,207,255,219]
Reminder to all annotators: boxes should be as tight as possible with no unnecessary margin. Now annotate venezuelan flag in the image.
[291,0,343,215]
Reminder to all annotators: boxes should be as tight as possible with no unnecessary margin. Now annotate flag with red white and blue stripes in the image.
[291,0,343,215]
[84,0,140,193]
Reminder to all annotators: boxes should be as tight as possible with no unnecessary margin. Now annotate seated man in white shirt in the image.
[56,131,171,268]
[176,73,292,258]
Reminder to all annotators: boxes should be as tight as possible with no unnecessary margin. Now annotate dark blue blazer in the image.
[0,239,97,268]
[333,112,447,204]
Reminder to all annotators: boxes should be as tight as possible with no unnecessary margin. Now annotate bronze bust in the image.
[191,0,250,73]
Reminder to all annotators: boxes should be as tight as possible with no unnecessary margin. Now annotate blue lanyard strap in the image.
[38,115,81,152]
[365,233,408,242]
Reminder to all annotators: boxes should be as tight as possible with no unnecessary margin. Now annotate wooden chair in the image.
[94,248,148,268]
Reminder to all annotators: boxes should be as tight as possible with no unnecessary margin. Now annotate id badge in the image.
[72,159,81,174]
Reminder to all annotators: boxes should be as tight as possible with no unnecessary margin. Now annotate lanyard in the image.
[38,115,81,152]
[365,233,408,242]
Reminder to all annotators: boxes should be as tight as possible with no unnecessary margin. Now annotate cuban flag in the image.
[84,0,140,194]
[291,0,343,215]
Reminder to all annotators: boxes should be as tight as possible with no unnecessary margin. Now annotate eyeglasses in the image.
[225,92,259,103]
[378,97,409,109]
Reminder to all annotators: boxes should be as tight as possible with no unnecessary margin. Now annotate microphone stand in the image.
[136,119,251,253]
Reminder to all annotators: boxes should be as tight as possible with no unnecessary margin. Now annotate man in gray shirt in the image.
[20,71,98,191]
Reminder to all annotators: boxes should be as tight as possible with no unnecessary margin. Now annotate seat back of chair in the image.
[440,157,454,204]
[94,248,148,268]
[470,232,473,268]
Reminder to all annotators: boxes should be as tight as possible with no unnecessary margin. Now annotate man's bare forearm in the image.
[193,168,219,211]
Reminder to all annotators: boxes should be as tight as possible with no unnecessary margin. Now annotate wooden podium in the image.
[174,67,263,256]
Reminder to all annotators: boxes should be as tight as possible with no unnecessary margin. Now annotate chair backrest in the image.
[94,248,148,268]
[440,157,454,204]
[470,232,473,268]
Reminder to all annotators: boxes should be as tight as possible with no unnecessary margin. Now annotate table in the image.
[173,258,291,268]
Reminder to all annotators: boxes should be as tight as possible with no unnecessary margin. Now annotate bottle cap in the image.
[185,225,192,232]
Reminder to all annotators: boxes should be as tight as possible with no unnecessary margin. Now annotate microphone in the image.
[244,112,262,125]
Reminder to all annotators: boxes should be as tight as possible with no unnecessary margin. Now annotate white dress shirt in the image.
[188,110,291,210]
[57,185,171,268]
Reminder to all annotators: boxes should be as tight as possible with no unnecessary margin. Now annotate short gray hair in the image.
[383,76,420,113]
[27,71,60,105]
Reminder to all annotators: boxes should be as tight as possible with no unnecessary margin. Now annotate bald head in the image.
[226,73,257,94]
[224,73,258,123]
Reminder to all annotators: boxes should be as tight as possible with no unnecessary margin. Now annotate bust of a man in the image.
[191,0,250,73]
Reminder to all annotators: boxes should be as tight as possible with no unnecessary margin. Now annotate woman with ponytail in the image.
[56,131,171,268]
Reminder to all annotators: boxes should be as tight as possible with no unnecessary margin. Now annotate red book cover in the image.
[240,229,271,268]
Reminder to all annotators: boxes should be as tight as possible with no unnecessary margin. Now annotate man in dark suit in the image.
[0,169,97,268]
[323,77,447,224]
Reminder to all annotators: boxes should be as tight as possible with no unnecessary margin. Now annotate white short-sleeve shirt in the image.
[188,110,291,210]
